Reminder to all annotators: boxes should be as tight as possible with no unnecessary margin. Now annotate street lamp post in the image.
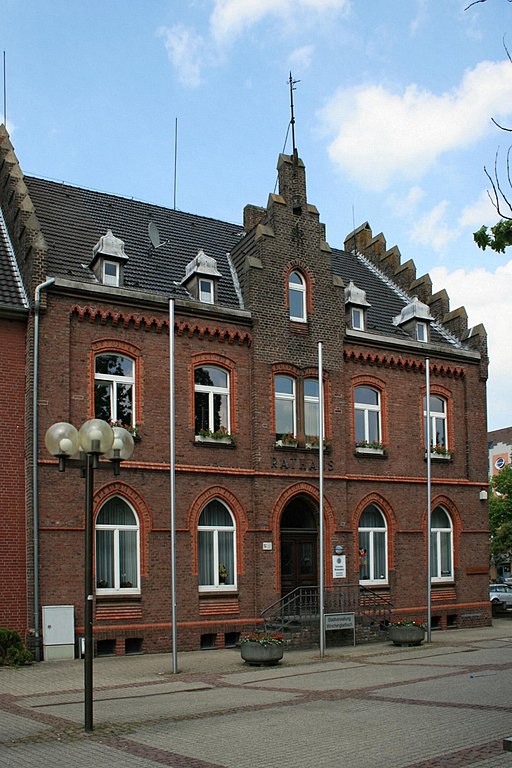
[44,418,134,733]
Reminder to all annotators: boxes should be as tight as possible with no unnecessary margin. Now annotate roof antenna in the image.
[173,117,178,210]
[148,222,170,250]
[3,51,6,125]
[289,72,300,164]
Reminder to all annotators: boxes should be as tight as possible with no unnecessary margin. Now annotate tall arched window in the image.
[288,270,307,322]
[358,504,387,583]
[431,506,453,581]
[94,353,135,428]
[96,497,140,594]
[198,500,236,590]
[424,395,448,449]
[275,375,297,437]
[354,386,381,445]
[194,366,230,435]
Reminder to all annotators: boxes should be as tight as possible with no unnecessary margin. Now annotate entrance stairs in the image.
[261,585,392,648]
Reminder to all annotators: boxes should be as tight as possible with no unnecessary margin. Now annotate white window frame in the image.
[199,278,214,304]
[194,366,230,434]
[102,260,119,287]
[275,375,297,437]
[417,321,428,342]
[94,353,136,427]
[304,377,320,439]
[351,307,364,330]
[424,395,448,449]
[358,506,388,585]
[288,270,307,322]
[431,506,453,582]
[354,386,381,444]
[198,500,237,591]
[95,499,140,595]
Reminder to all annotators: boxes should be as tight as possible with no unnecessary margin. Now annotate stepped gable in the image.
[342,221,487,351]
[23,176,245,309]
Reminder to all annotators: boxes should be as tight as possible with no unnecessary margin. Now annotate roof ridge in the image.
[0,206,29,309]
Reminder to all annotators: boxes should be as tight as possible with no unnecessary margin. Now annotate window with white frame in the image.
[424,395,448,449]
[194,366,230,435]
[431,506,453,580]
[94,353,135,427]
[351,307,364,330]
[358,504,387,583]
[102,260,119,287]
[304,378,320,439]
[275,375,296,438]
[96,497,140,594]
[288,270,307,322]
[199,278,214,304]
[354,386,381,444]
[198,499,236,589]
[416,321,428,342]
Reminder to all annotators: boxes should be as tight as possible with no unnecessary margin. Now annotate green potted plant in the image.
[239,631,284,665]
[275,433,298,448]
[196,426,234,444]
[387,618,425,646]
[219,564,228,584]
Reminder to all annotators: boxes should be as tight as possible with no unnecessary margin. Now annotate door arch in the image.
[280,496,318,596]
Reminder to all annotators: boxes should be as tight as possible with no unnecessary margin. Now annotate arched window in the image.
[96,497,140,594]
[288,270,307,322]
[358,504,387,583]
[275,375,296,437]
[424,395,448,449]
[94,353,135,428]
[198,500,236,590]
[194,366,230,435]
[304,378,320,439]
[431,506,453,581]
[354,386,381,445]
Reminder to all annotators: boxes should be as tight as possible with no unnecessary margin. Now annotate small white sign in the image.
[325,612,355,630]
[332,554,346,579]
[262,542,273,551]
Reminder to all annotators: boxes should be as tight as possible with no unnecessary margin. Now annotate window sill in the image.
[425,451,453,461]
[355,447,387,457]
[198,586,238,594]
[96,592,142,600]
[274,440,299,449]
[194,436,235,447]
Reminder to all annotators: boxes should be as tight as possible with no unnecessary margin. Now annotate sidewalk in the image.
[1,619,511,768]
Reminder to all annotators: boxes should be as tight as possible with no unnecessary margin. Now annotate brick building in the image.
[0,124,491,656]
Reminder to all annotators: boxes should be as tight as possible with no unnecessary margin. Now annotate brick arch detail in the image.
[344,349,465,379]
[421,495,461,569]
[351,492,397,578]
[187,486,248,576]
[189,353,238,433]
[93,480,152,577]
[271,364,331,438]
[270,482,336,590]
[89,338,144,426]
[284,262,315,314]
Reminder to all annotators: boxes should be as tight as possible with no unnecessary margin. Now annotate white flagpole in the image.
[318,342,325,657]
[426,357,432,643]
[170,297,178,672]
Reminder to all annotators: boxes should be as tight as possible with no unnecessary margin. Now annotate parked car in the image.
[489,583,512,607]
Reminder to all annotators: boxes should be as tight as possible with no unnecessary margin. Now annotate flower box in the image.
[356,446,386,456]
[388,624,425,646]
[240,631,284,665]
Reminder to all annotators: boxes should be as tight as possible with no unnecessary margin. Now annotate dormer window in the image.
[393,297,433,342]
[199,278,214,304]
[103,261,119,287]
[181,249,221,305]
[345,281,370,330]
[89,229,128,288]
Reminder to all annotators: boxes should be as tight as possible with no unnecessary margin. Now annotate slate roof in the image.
[24,175,463,349]
[0,207,29,312]
[25,177,245,307]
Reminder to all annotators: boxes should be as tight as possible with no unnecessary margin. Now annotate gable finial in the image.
[289,72,300,163]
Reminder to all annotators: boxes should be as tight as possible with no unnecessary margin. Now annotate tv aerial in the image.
[148,221,170,250]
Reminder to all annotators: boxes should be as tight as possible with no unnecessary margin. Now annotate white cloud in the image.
[410,200,459,252]
[319,59,512,191]
[430,260,512,429]
[158,24,206,88]
[388,185,425,217]
[288,45,315,71]
[459,190,499,230]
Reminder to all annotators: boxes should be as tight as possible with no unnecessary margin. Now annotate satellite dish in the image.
[148,221,161,249]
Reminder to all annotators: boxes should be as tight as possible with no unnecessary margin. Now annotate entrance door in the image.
[280,499,318,596]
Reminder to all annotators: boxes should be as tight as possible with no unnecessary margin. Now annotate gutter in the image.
[32,277,55,661]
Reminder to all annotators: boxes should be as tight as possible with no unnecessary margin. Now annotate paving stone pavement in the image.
[1,620,512,767]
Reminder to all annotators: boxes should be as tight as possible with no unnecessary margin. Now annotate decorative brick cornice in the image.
[70,304,252,346]
[344,349,465,378]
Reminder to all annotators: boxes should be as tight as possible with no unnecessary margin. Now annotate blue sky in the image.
[3,0,512,430]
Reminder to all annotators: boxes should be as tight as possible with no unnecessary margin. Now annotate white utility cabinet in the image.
[42,605,75,660]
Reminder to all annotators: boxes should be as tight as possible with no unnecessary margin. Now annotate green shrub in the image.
[0,628,33,666]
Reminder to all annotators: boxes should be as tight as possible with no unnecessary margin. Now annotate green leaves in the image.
[474,219,512,253]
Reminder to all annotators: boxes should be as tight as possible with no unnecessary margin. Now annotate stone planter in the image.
[388,625,425,647]
[240,643,284,666]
